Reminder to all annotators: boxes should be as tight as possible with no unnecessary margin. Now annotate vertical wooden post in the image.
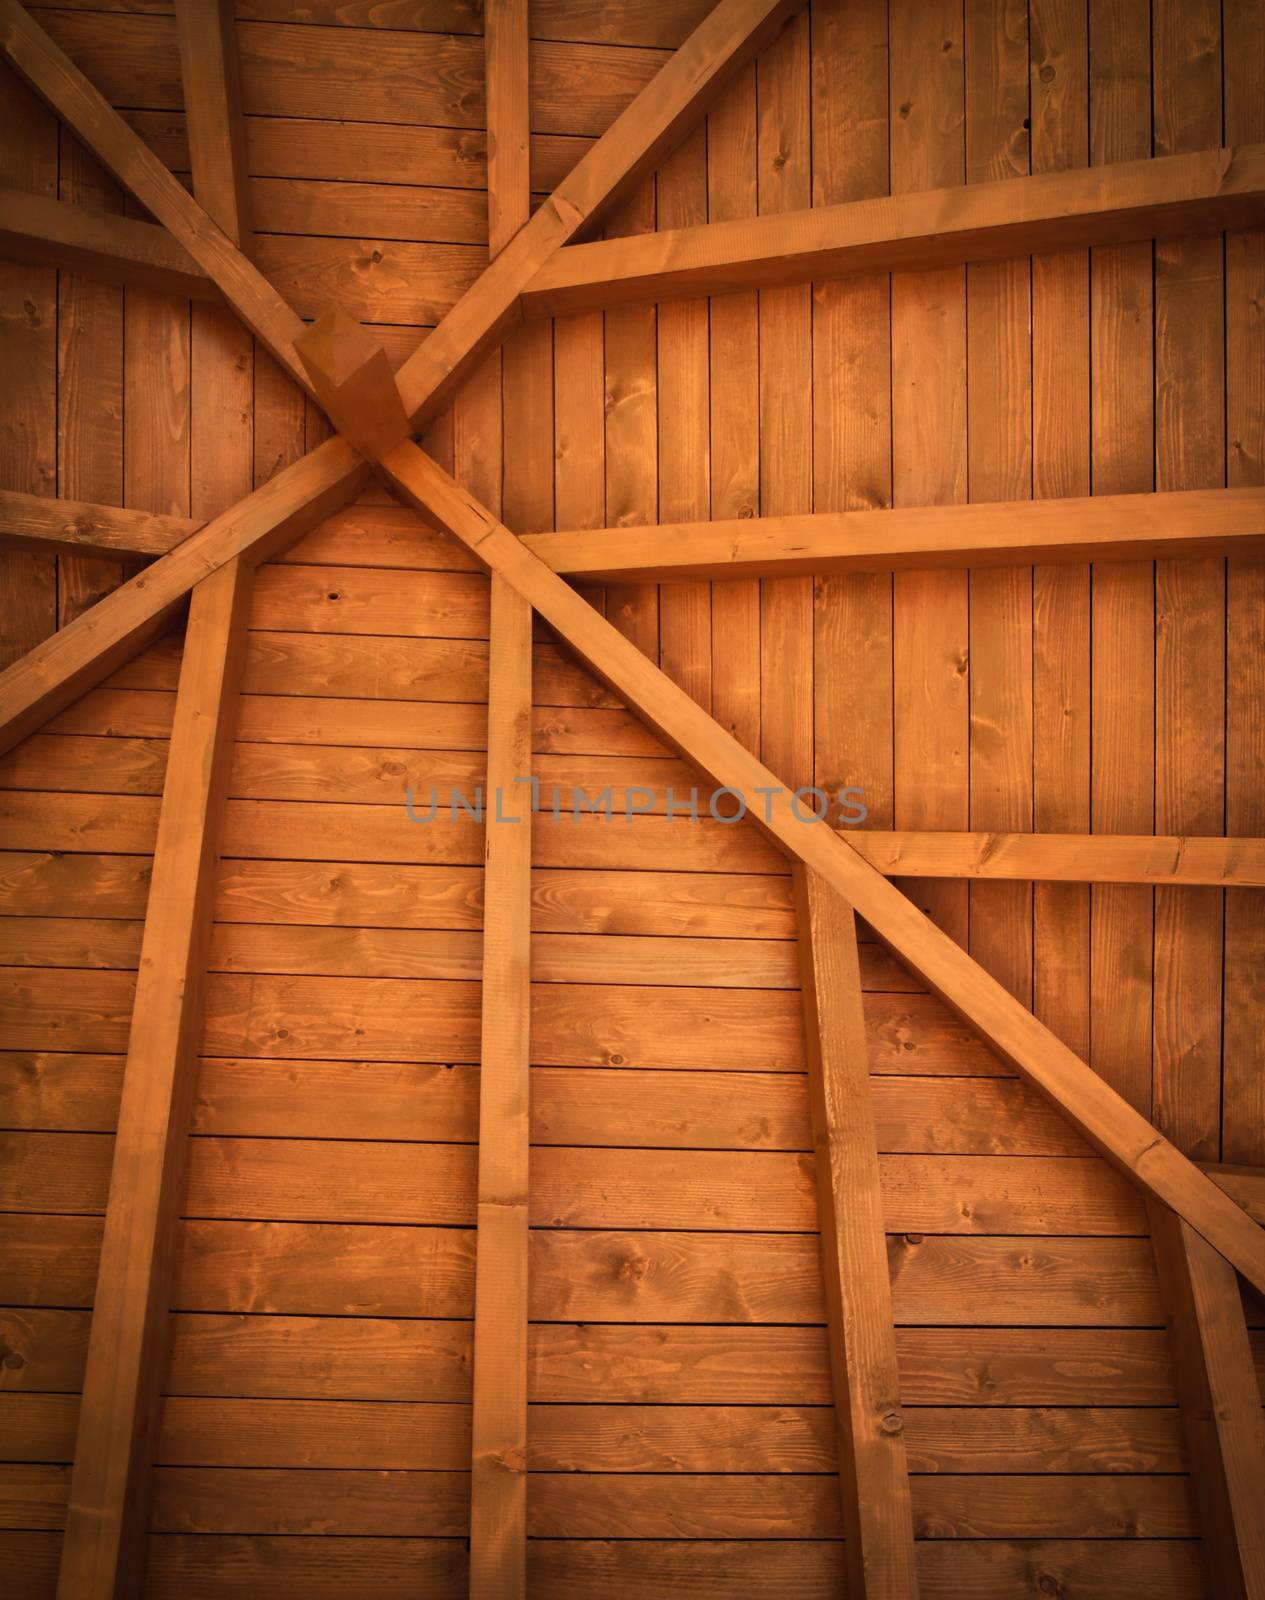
[1148,1200,1265,1599]
[173,0,253,252]
[484,0,530,258]
[793,865,919,1599]
[470,575,533,1598]
[57,557,252,1598]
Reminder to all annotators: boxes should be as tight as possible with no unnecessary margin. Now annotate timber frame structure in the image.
[1,1,1264,1596]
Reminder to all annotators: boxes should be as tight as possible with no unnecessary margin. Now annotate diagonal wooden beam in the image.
[374,436,1265,1296]
[844,832,1265,887]
[0,437,367,757]
[519,486,1265,580]
[1148,1201,1265,1599]
[392,0,800,425]
[470,575,533,1600]
[174,0,253,253]
[0,0,309,389]
[793,866,919,1599]
[0,185,215,300]
[522,142,1265,316]
[57,557,252,1600]
[0,487,200,559]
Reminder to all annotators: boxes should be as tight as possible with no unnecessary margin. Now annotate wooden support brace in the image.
[56,557,252,1600]
[794,866,919,1599]
[375,438,1265,1297]
[1148,1201,1265,1599]
[0,488,200,559]
[294,308,411,462]
[469,576,533,1599]
[519,486,1265,581]
[0,186,214,300]
[174,0,253,253]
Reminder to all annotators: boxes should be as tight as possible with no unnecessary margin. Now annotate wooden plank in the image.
[842,831,1265,886]
[0,436,368,758]
[173,0,252,253]
[391,0,799,425]
[484,0,529,257]
[519,486,1265,578]
[379,438,1265,1293]
[57,558,252,1598]
[1149,1201,1265,1598]
[0,184,213,298]
[1200,1163,1265,1225]
[1088,0,1155,1119]
[0,488,199,559]
[792,867,918,1597]
[469,577,532,1598]
[521,143,1265,314]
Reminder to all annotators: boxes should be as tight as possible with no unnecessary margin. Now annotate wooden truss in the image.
[1,0,1264,1596]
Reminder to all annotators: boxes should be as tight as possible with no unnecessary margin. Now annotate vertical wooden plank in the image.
[123,200,191,527]
[485,0,530,258]
[553,308,605,612]
[603,178,658,658]
[1151,0,1224,1162]
[811,0,892,834]
[57,557,252,1600]
[470,575,532,1600]
[1223,0,1265,1165]
[707,63,761,755]
[793,865,919,1600]
[1149,1201,1265,1597]
[1030,0,1091,1060]
[57,132,126,626]
[1088,0,1154,1115]
[889,0,969,947]
[657,126,711,711]
[0,61,57,666]
[757,8,812,788]
[965,0,1033,1004]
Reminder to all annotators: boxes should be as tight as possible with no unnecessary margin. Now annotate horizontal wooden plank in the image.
[0,1530,58,1600]
[0,1394,78,1462]
[3,1134,1136,1233]
[145,1533,468,1599]
[249,564,490,639]
[0,967,136,1052]
[847,831,1265,886]
[0,1464,67,1531]
[149,1466,470,1535]
[254,234,484,325]
[0,918,144,969]
[523,487,1265,580]
[252,176,489,246]
[0,488,198,559]
[0,853,153,918]
[524,143,1265,314]
[0,735,169,795]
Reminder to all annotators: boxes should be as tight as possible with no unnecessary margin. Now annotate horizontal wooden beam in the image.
[379,437,1265,1299]
[846,831,1265,886]
[0,185,215,300]
[0,0,311,392]
[520,487,1265,580]
[522,142,1265,316]
[0,439,368,758]
[0,488,200,559]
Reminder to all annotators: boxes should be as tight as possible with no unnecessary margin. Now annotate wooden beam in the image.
[0,487,200,559]
[57,557,252,1600]
[392,0,799,425]
[1200,1165,1265,1225]
[793,866,919,1599]
[469,575,533,1600]
[173,0,253,252]
[485,0,530,258]
[0,0,308,389]
[522,142,1265,316]
[376,437,1265,1297]
[843,831,1265,887]
[0,185,214,300]
[295,309,410,462]
[1148,1201,1265,1599]
[0,437,367,757]
[519,486,1265,580]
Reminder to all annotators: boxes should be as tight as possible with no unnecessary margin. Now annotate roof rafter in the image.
[373,435,1265,1298]
[520,486,1265,580]
[522,142,1265,316]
